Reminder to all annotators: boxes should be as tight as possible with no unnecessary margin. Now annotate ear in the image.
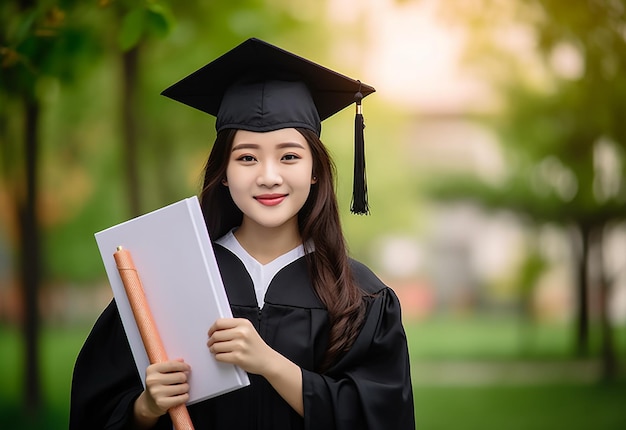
[221,178,228,186]
[311,175,318,184]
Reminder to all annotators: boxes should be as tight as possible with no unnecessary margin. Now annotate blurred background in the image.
[2,0,626,428]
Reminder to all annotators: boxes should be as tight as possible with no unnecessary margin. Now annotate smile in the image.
[255,194,287,206]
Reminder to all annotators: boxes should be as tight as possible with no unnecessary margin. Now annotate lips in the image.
[255,194,287,206]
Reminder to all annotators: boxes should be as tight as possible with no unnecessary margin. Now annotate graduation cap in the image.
[161,37,375,215]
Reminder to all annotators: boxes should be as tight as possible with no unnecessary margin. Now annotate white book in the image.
[95,196,250,404]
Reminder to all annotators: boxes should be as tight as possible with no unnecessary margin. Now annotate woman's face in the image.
[225,128,316,231]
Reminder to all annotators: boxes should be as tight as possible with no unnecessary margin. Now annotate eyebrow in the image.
[231,142,306,152]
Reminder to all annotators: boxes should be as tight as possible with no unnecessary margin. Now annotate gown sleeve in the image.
[301,284,415,430]
[69,300,171,430]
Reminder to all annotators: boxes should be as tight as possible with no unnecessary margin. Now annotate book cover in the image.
[95,196,250,404]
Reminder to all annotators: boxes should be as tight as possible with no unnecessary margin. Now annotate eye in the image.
[236,155,257,163]
[282,153,301,161]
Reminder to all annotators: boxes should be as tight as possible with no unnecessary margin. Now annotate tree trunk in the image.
[122,46,141,217]
[592,225,617,382]
[572,223,590,357]
[20,97,42,415]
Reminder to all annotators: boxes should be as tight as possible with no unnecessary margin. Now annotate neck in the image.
[234,218,302,264]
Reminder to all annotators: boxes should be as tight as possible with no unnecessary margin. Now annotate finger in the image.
[155,382,190,397]
[150,359,191,374]
[149,370,189,386]
[147,376,190,397]
[209,317,254,336]
[207,325,254,349]
[207,338,242,355]
[208,318,238,337]
[211,350,244,366]
[207,327,239,346]
[144,379,190,415]
[209,320,256,344]
[152,390,190,411]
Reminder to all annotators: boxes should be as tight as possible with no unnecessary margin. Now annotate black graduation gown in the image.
[70,244,415,430]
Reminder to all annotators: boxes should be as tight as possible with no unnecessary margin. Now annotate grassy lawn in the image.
[1,316,625,429]
[0,324,91,429]
[406,315,626,360]
[413,384,626,430]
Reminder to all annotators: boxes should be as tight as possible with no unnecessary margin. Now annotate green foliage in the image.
[0,2,102,98]
[1,0,340,283]
[433,0,626,225]
[423,6,626,378]
[118,2,175,51]
[119,8,145,50]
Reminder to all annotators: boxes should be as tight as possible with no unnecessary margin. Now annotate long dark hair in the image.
[200,128,366,371]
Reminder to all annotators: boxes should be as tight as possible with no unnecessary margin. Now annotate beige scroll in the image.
[114,246,194,430]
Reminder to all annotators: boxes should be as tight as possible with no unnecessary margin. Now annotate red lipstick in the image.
[255,194,286,206]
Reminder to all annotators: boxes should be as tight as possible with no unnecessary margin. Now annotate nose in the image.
[256,161,283,187]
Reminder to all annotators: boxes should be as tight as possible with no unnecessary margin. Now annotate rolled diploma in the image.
[114,246,194,430]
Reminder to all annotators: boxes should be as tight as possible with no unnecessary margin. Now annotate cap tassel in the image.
[351,85,369,215]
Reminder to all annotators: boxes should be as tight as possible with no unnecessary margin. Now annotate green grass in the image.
[0,324,90,429]
[405,315,626,360]
[1,316,625,429]
[413,384,626,430]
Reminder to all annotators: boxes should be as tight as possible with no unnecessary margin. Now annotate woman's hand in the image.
[207,318,304,416]
[133,359,191,429]
[207,318,274,375]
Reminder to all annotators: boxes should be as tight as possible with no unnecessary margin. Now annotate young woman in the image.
[70,38,415,430]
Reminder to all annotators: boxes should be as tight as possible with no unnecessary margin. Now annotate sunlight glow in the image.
[329,0,494,112]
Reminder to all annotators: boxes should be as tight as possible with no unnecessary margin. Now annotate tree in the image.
[430,0,626,380]
[1,1,339,416]
[0,0,101,415]
[101,0,176,217]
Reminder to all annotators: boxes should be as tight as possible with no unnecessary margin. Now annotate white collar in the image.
[215,229,307,307]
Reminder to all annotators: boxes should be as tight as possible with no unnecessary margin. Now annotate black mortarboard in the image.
[161,38,375,214]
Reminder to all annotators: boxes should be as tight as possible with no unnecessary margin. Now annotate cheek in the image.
[226,181,249,213]
[225,163,246,187]
[292,167,315,194]
[224,166,247,198]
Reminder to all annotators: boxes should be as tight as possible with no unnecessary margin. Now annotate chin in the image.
[248,213,299,230]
